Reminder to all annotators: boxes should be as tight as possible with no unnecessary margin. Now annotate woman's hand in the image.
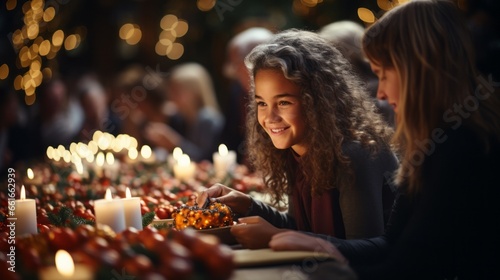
[196,183,252,215]
[231,216,286,249]
[269,231,349,264]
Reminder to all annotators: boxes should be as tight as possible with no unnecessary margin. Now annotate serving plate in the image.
[150,219,238,245]
[198,226,238,245]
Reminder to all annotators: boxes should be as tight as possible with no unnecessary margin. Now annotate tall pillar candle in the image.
[94,189,126,233]
[15,185,38,236]
[173,154,196,181]
[122,188,143,230]
[213,144,237,178]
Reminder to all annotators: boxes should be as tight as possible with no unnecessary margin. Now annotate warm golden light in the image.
[64,34,78,50]
[88,140,98,155]
[178,154,191,167]
[218,144,228,157]
[96,152,105,167]
[358,7,375,23]
[75,161,84,175]
[20,185,26,200]
[27,168,34,180]
[105,188,112,200]
[119,23,135,40]
[160,14,178,30]
[6,0,17,11]
[173,147,183,161]
[106,152,115,165]
[140,145,152,159]
[197,0,216,11]
[167,43,184,60]
[0,64,9,80]
[26,23,39,39]
[52,30,65,47]
[173,20,189,37]
[55,250,75,277]
[128,148,138,160]
[43,6,56,22]
[46,146,54,159]
[24,94,36,106]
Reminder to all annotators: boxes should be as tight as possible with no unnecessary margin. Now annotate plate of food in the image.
[172,201,238,245]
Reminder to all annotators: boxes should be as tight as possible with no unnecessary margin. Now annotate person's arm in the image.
[247,198,297,229]
[339,144,398,239]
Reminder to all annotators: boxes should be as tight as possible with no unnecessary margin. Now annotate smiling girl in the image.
[199,29,398,248]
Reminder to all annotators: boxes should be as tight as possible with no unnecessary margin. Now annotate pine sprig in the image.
[142,211,156,228]
[142,211,155,227]
[47,206,95,229]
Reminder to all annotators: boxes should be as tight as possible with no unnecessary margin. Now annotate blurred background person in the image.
[222,27,274,164]
[37,77,84,149]
[74,72,122,142]
[144,62,224,162]
[318,20,395,127]
[111,64,180,149]
[0,88,19,172]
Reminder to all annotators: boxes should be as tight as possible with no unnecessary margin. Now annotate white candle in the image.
[14,185,38,236]
[122,188,143,230]
[213,144,237,178]
[39,250,93,280]
[94,152,105,177]
[140,145,156,164]
[173,154,196,181]
[93,189,126,233]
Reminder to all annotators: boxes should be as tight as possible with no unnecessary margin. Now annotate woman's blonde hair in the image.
[169,62,220,112]
[245,29,393,204]
[363,0,500,193]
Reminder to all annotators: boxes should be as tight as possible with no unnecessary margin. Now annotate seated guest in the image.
[198,29,398,248]
[144,62,225,162]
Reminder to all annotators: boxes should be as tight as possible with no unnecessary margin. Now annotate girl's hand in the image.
[231,216,286,249]
[196,183,252,215]
[269,231,349,265]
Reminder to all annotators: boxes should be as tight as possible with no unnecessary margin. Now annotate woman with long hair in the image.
[269,1,500,279]
[199,29,398,248]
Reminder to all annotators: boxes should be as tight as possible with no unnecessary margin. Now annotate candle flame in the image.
[218,144,228,156]
[141,145,152,159]
[105,188,112,200]
[173,147,183,161]
[27,168,34,180]
[75,162,83,175]
[55,250,75,277]
[179,154,191,167]
[128,147,138,160]
[96,152,105,167]
[20,185,26,200]
[125,187,131,198]
[106,152,115,165]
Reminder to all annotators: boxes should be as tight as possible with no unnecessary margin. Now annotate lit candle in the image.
[173,154,196,181]
[213,144,237,178]
[93,189,126,233]
[24,168,43,185]
[94,152,105,177]
[14,185,38,236]
[104,152,120,180]
[122,188,143,230]
[140,145,155,164]
[39,250,93,280]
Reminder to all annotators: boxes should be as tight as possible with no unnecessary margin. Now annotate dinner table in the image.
[228,246,357,280]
